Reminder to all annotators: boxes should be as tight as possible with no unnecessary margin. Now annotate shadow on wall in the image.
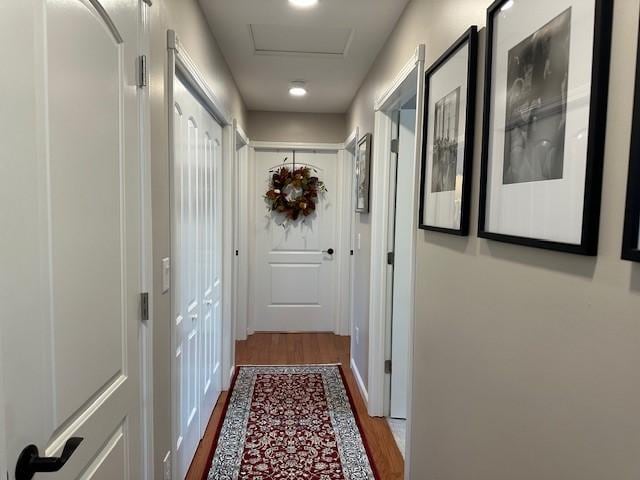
[479,239,597,279]
[632,263,640,293]
[422,229,597,279]
[421,229,469,254]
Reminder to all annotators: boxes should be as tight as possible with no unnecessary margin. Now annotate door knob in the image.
[322,248,335,255]
[16,437,83,480]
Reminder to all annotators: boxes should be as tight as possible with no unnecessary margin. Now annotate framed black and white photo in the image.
[478,0,613,255]
[356,133,372,213]
[419,26,478,235]
[622,22,640,263]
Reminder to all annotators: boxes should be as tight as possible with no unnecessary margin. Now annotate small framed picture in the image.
[419,26,478,235]
[622,21,640,263]
[478,0,613,255]
[356,133,372,213]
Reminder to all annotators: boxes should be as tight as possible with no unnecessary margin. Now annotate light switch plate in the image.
[162,257,170,293]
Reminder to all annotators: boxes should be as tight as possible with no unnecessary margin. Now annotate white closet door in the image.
[253,150,339,332]
[173,76,223,479]
[199,114,223,437]
[1,1,143,479]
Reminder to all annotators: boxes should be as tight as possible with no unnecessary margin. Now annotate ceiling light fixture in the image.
[289,81,307,97]
[289,0,318,8]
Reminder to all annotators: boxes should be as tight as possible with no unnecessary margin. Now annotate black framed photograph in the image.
[419,26,478,235]
[478,0,613,255]
[356,133,372,213]
[622,21,640,263]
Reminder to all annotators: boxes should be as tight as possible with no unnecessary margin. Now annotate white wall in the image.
[348,0,640,479]
[149,0,246,475]
[248,111,346,144]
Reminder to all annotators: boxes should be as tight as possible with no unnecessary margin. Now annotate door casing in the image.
[367,45,426,480]
[244,141,353,337]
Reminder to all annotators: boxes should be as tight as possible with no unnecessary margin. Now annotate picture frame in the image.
[419,26,478,235]
[478,0,614,255]
[622,17,640,263]
[356,133,372,213]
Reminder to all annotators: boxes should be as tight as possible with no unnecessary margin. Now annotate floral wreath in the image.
[265,159,327,222]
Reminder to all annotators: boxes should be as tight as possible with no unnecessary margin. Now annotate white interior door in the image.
[390,108,417,419]
[1,1,143,479]
[253,149,339,332]
[172,76,223,479]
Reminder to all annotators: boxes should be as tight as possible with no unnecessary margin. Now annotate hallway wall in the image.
[149,0,247,476]
[248,111,347,144]
[347,0,640,479]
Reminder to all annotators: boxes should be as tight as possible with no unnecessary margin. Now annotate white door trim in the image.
[251,141,345,151]
[367,44,425,480]
[167,31,232,126]
[233,122,250,342]
[344,128,359,346]
[247,141,351,336]
[138,2,154,480]
[222,124,236,387]
[167,30,235,478]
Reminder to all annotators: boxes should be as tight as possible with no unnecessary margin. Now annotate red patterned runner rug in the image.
[205,365,378,480]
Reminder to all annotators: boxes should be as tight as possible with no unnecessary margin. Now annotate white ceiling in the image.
[199,0,410,113]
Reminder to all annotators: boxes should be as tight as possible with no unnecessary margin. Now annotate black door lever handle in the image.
[16,437,83,480]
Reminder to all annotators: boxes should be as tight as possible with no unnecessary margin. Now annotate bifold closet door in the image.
[173,76,223,479]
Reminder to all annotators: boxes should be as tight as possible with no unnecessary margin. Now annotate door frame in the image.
[246,141,351,336]
[344,129,359,341]
[166,30,235,478]
[138,2,154,480]
[233,123,250,342]
[367,45,425,480]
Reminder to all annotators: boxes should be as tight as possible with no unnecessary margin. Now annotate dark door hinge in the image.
[140,292,149,321]
[385,359,392,374]
[235,250,239,256]
[137,55,148,88]
[350,249,354,256]
[390,139,399,154]
[387,251,394,265]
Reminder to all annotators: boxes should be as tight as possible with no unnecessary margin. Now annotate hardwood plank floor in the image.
[186,333,404,480]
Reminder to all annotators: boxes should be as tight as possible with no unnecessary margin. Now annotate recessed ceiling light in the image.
[289,0,318,8]
[289,81,307,97]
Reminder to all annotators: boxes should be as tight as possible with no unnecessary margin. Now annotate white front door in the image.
[172,76,223,479]
[1,1,144,479]
[389,108,417,419]
[253,150,339,332]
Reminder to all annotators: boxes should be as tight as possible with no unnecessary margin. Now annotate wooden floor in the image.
[186,333,404,480]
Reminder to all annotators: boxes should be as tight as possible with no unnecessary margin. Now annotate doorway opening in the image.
[384,97,417,457]
[367,45,425,479]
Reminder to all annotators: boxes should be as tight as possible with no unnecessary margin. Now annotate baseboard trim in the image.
[350,357,369,405]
